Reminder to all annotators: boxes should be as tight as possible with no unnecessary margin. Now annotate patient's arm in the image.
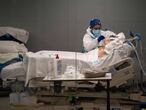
[98,46,106,57]
[98,37,110,58]
[104,37,110,45]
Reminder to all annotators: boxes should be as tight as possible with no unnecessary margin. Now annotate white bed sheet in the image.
[0,62,25,81]
[24,51,94,85]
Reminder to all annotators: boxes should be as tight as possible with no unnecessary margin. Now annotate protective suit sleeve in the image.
[83,34,98,51]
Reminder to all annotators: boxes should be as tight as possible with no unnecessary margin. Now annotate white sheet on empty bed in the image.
[0,62,25,81]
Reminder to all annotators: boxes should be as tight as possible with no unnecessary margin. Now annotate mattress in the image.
[0,62,25,81]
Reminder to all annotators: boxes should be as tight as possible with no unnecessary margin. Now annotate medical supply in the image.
[62,65,84,79]
[54,54,62,78]
[48,54,51,58]
[47,58,54,79]
[9,92,37,106]
[56,54,59,59]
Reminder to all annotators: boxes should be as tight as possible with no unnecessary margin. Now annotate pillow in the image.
[0,27,29,43]
[0,41,28,53]
[0,33,24,44]
[0,53,19,63]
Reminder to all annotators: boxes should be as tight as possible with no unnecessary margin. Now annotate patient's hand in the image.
[98,38,110,58]
[104,37,110,45]
[98,46,105,58]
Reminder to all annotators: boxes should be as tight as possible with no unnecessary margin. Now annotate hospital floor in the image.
[0,87,142,110]
[0,97,102,110]
[0,96,137,110]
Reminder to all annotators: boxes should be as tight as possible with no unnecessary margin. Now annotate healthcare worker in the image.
[83,18,116,52]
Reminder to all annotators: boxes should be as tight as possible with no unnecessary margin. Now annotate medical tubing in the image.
[129,41,146,91]
[140,41,144,59]
[129,41,146,76]
[133,40,146,92]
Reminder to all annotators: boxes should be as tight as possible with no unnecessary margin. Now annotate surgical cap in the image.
[90,18,101,27]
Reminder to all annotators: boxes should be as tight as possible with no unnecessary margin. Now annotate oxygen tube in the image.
[128,32,146,75]
[128,32,146,92]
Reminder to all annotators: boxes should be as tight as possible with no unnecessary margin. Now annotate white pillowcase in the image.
[0,27,29,43]
[0,53,19,63]
[0,41,28,53]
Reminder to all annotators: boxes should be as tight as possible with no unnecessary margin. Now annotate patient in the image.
[96,32,129,58]
[88,32,133,71]
[98,37,110,57]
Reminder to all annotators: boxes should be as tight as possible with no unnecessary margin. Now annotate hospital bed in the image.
[0,51,135,89]
[0,32,137,89]
[0,52,135,110]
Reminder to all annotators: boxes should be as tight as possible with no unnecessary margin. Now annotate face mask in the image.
[92,29,101,38]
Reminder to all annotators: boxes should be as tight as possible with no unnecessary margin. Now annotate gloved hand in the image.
[97,35,105,43]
